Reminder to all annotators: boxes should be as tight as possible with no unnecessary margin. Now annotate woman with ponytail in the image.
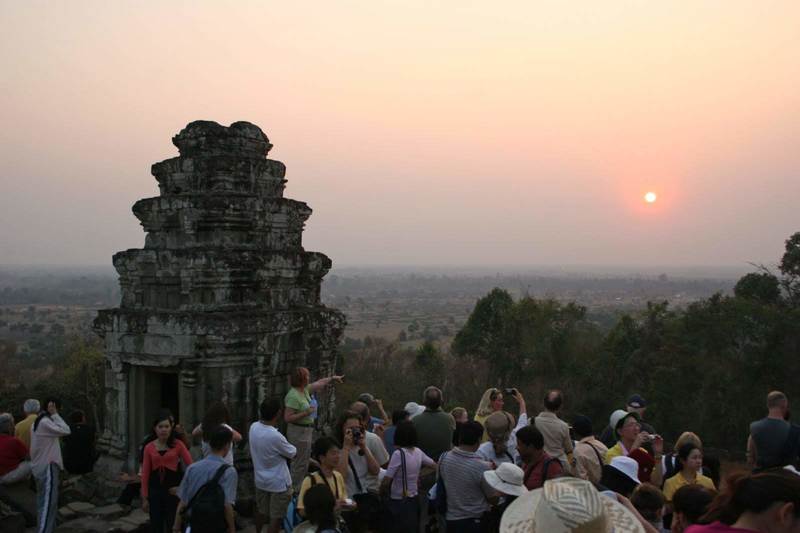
[686,468,800,533]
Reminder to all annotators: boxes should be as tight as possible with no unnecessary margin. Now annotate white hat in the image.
[500,477,645,533]
[608,410,639,438]
[609,456,641,485]
[404,402,426,419]
[484,463,529,497]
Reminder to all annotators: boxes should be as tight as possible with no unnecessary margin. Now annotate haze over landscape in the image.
[2,1,799,268]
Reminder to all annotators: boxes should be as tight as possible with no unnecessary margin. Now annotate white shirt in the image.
[248,421,296,492]
[476,413,528,466]
[345,431,389,496]
[30,414,71,475]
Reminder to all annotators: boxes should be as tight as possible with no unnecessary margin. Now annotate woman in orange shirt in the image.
[141,411,192,533]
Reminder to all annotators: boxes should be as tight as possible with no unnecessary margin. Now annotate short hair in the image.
[290,367,310,388]
[0,413,14,435]
[516,425,545,449]
[767,391,788,409]
[631,484,665,522]
[207,424,233,451]
[544,390,563,411]
[334,410,362,447]
[393,420,418,448]
[450,407,467,420]
[259,398,282,421]
[303,483,337,529]
[458,421,484,446]
[349,401,370,423]
[391,409,409,426]
[674,431,703,453]
[673,485,715,524]
[311,436,340,461]
[23,399,40,415]
[423,386,442,410]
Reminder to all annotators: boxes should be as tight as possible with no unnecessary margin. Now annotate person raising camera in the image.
[334,410,389,533]
[605,409,665,486]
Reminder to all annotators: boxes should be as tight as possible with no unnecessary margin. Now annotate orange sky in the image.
[1,1,799,267]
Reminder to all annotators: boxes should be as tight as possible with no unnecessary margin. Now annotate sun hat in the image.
[500,477,645,533]
[484,463,529,497]
[609,410,640,439]
[609,456,641,485]
[485,411,515,440]
[628,448,654,482]
[404,402,426,419]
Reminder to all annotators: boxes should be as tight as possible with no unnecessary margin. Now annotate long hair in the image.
[303,484,337,530]
[201,402,231,441]
[701,469,800,525]
[149,409,177,449]
[476,388,500,418]
[33,397,61,432]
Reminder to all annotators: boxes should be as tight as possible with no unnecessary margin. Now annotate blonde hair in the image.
[476,388,501,418]
[674,431,703,453]
[450,407,467,420]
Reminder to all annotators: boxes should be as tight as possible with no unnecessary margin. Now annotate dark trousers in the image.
[446,517,483,533]
[386,497,420,533]
[148,489,179,533]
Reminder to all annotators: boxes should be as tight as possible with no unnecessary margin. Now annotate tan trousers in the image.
[286,424,314,491]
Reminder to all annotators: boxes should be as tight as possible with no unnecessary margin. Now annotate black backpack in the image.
[184,463,231,533]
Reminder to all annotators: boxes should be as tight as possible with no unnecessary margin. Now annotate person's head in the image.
[458,420,484,450]
[571,415,593,440]
[0,413,14,435]
[302,483,337,529]
[631,484,665,524]
[259,397,282,423]
[674,431,703,453]
[423,386,443,410]
[516,425,545,462]
[290,367,311,389]
[671,485,715,533]
[486,411,515,454]
[206,424,233,456]
[543,390,563,412]
[311,436,341,469]
[768,391,789,417]
[68,409,86,425]
[357,393,375,406]
[394,420,418,448]
[391,409,409,426]
[450,407,468,424]
[610,409,641,443]
[677,442,703,473]
[477,388,503,417]
[23,399,40,416]
[702,469,800,531]
[349,401,371,425]
[151,409,176,447]
[335,410,363,447]
[202,401,231,439]
[627,394,647,417]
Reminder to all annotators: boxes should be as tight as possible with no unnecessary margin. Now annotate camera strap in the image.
[348,455,365,494]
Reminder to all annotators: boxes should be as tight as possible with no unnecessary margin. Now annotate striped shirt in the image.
[438,447,493,521]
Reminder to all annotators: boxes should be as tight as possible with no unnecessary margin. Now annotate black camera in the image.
[351,428,363,445]
[504,388,517,396]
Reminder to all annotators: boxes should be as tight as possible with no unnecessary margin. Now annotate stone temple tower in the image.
[94,121,345,467]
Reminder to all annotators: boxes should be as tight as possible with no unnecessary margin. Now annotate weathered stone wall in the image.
[94,121,345,469]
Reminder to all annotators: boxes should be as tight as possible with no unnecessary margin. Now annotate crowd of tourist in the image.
[1,376,799,533]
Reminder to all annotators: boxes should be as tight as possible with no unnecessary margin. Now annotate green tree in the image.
[734,272,781,304]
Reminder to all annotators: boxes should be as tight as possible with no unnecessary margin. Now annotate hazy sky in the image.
[1,1,798,268]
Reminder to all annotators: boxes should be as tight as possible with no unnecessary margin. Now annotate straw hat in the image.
[484,463,529,497]
[500,477,645,533]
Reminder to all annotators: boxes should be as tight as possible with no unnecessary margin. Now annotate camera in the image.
[351,428,363,445]
[504,388,517,396]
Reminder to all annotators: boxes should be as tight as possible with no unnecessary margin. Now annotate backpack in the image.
[184,463,230,533]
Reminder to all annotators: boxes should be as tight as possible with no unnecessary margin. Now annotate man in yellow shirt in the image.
[14,399,40,450]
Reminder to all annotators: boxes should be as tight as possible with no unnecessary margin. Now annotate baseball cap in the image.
[627,394,647,409]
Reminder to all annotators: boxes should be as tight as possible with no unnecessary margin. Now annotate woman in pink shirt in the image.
[140,411,192,533]
[380,420,436,533]
[686,468,800,533]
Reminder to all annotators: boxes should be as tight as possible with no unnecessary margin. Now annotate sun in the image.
[644,192,657,204]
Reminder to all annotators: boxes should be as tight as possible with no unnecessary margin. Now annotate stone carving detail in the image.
[94,121,345,466]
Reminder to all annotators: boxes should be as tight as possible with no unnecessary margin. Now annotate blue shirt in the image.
[177,454,238,505]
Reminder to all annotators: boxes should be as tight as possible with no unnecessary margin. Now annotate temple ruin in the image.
[93,120,345,469]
